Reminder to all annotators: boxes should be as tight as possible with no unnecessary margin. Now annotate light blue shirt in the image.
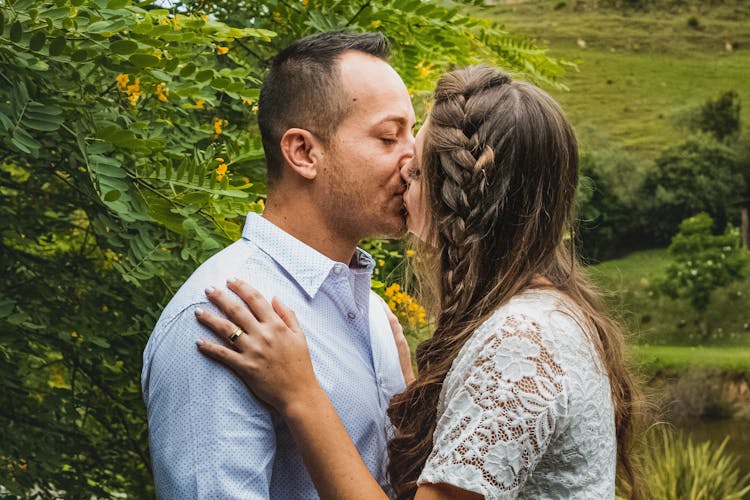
[142,213,406,499]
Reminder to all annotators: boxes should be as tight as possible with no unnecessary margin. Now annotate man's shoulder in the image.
[154,237,287,330]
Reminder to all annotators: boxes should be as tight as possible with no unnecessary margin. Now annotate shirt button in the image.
[333,265,343,275]
[347,311,356,320]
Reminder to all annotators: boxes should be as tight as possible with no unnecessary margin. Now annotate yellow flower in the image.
[116,73,129,89]
[216,161,228,181]
[173,14,181,30]
[257,198,265,208]
[155,82,168,102]
[195,99,205,109]
[370,19,382,29]
[405,249,415,257]
[202,14,210,21]
[126,78,141,106]
[217,46,229,55]
[213,117,228,138]
[302,0,309,5]
[416,61,434,78]
[378,259,385,267]
[241,97,254,106]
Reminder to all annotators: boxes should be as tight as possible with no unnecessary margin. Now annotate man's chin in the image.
[370,216,408,240]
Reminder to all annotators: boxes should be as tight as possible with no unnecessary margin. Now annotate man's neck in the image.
[262,203,359,266]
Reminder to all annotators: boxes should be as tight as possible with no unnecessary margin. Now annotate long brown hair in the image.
[386,66,644,498]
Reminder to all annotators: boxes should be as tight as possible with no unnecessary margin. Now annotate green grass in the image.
[588,248,750,346]
[633,344,750,371]
[479,1,750,164]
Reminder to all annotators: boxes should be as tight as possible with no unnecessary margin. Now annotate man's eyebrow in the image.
[375,115,411,127]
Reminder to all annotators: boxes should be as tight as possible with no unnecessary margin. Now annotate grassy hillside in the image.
[480,1,750,164]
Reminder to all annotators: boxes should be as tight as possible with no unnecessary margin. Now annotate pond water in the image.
[675,418,750,474]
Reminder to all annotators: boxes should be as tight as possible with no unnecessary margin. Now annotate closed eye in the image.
[381,137,397,145]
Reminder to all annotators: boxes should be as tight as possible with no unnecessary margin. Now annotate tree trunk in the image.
[742,206,749,250]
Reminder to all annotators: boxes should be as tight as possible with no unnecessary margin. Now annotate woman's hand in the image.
[382,301,416,385]
[194,278,322,415]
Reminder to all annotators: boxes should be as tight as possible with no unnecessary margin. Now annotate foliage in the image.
[694,90,741,143]
[576,152,645,261]
[641,426,750,500]
[641,135,743,243]
[655,213,746,336]
[0,0,565,496]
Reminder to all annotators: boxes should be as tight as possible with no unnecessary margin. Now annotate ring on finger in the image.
[228,325,246,344]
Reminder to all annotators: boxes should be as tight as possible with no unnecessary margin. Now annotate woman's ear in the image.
[279,128,322,180]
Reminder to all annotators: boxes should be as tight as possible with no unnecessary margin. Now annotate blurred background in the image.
[1,0,748,497]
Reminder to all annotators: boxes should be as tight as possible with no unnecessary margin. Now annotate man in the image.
[141,31,416,498]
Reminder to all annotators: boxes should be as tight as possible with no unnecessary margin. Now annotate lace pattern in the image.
[418,290,616,499]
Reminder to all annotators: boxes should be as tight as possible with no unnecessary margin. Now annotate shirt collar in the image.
[241,213,375,299]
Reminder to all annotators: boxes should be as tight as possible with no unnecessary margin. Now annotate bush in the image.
[641,134,742,243]
[641,426,750,500]
[697,90,741,143]
[656,213,747,336]
[577,153,645,261]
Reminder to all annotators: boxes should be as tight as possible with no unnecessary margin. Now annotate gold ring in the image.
[228,325,245,344]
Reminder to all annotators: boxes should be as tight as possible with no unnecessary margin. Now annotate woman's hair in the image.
[386,66,644,499]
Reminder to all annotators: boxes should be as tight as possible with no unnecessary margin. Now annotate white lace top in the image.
[417,289,616,499]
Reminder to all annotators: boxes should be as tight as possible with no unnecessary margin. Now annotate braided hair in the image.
[386,66,643,499]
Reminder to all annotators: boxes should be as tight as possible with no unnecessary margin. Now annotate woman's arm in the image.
[195,279,479,500]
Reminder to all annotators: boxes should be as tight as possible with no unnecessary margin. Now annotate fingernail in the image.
[195,338,205,346]
[195,307,204,316]
[227,277,238,283]
[205,286,215,295]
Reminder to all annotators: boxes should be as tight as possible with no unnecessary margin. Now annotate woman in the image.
[194,66,643,499]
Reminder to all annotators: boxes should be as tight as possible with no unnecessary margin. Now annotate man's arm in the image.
[143,304,276,498]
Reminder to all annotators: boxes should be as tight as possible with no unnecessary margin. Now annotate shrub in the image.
[641,134,742,243]
[697,90,741,143]
[656,213,747,336]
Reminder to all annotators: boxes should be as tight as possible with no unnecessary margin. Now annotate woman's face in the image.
[401,122,429,240]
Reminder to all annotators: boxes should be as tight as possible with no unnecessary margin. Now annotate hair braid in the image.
[387,66,644,499]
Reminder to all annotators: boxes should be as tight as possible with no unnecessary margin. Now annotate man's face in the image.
[316,51,416,242]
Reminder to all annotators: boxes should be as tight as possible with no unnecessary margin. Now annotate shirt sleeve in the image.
[417,313,569,499]
[143,303,276,499]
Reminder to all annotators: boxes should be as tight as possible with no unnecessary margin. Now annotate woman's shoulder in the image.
[476,288,589,346]
[445,288,601,391]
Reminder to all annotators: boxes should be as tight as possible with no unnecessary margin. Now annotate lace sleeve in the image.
[418,314,569,498]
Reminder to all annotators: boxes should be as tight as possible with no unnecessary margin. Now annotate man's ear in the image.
[279,128,323,180]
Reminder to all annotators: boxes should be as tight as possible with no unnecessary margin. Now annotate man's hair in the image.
[258,30,390,186]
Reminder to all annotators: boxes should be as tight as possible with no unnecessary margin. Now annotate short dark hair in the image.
[257,30,390,186]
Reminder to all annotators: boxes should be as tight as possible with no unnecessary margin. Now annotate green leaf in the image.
[104,190,122,202]
[107,0,130,8]
[10,21,23,42]
[48,35,66,56]
[110,40,138,55]
[195,69,214,82]
[180,63,196,77]
[11,127,40,155]
[22,116,62,132]
[129,54,160,68]
[29,31,46,51]
[71,49,90,62]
